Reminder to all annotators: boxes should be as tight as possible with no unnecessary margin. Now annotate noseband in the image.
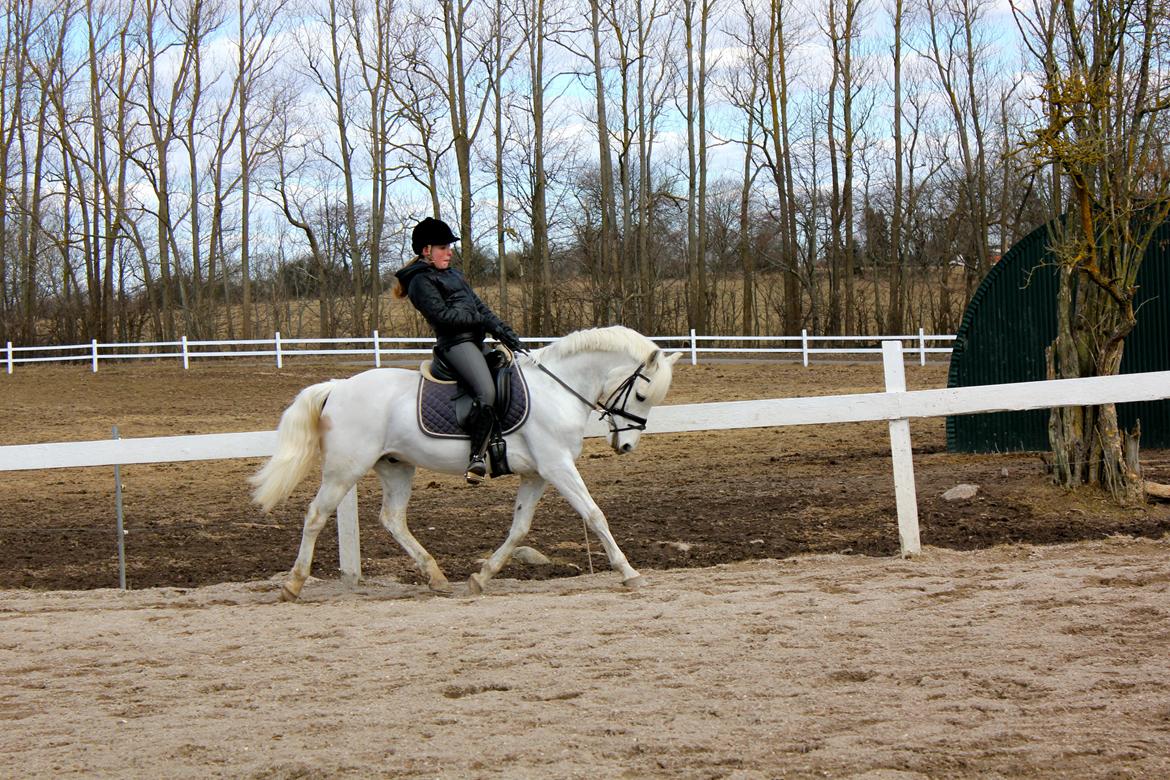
[527,357,651,435]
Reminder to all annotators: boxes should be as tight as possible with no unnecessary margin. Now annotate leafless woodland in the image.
[1,0,1165,349]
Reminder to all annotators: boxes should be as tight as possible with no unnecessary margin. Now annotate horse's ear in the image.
[648,349,681,368]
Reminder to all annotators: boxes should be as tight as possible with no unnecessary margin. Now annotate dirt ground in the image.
[3,358,1170,777]
[2,359,1168,591]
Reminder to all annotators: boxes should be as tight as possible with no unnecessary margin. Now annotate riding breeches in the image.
[438,341,496,408]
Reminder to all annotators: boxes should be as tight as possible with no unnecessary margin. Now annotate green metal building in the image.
[946,220,1170,452]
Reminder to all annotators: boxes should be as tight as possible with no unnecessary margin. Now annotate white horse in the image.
[251,325,681,601]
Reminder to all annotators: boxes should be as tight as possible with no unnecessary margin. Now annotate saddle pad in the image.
[417,366,530,438]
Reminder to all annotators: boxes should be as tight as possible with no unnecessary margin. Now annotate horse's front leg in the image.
[542,460,645,589]
[373,459,451,594]
[467,473,548,595]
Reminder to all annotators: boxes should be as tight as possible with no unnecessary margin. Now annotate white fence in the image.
[3,342,1167,589]
[4,328,956,373]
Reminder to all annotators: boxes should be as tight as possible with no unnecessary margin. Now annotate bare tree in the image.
[16,8,65,342]
[300,0,368,330]
[586,0,621,321]
[753,0,803,335]
[886,0,907,333]
[0,0,61,343]
[795,93,827,332]
[387,26,451,219]
[822,0,870,334]
[486,0,524,318]
[268,110,335,336]
[991,82,1044,255]
[547,0,623,320]
[429,0,499,273]
[0,0,1087,345]
[629,0,679,331]
[138,0,205,338]
[723,14,762,334]
[523,0,552,331]
[234,0,287,339]
[921,0,995,281]
[57,0,133,343]
[1013,0,1170,502]
[681,0,717,333]
[181,0,226,336]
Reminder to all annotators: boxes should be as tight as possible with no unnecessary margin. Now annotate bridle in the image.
[524,354,652,435]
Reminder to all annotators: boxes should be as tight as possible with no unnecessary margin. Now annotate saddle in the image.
[416,348,530,476]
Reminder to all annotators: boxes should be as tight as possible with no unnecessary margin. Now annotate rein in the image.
[522,353,651,433]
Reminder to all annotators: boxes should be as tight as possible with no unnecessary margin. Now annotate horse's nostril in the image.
[621,442,633,453]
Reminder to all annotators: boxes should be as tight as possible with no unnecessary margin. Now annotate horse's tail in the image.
[250,380,337,513]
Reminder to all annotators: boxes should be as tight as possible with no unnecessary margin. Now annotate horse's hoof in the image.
[429,578,454,596]
[622,575,648,589]
[467,573,486,595]
[279,584,301,602]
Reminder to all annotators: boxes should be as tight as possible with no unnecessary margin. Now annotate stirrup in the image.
[466,456,488,485]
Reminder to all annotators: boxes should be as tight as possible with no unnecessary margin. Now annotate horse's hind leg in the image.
[282,474,358,601]
[372,459,450,594]
[468,474,547,594]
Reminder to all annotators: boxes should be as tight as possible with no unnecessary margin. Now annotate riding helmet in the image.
[411,217,460,256]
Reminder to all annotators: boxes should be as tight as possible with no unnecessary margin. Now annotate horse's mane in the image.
[536,326,674,402]
[539,326,657,362]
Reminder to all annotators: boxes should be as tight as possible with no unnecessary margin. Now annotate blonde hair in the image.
[393,257,424,299]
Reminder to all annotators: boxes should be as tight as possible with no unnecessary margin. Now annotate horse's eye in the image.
[635,393,647,403]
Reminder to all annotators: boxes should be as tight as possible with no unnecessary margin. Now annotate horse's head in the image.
[533,325,681,453]
[601,347,681,454]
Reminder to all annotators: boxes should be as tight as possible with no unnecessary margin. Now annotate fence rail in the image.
[4,328,957,374]
[2,342,1168,590]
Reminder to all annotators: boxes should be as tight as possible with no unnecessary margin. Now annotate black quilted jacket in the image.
[395,260,521,351]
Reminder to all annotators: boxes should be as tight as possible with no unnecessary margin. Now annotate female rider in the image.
[394,217,525,484]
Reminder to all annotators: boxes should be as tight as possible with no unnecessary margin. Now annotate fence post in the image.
[113,426,127,590]
[6,341,11,374]
[337,486,361,586]
[689,329,698,365]
[882,340,921,557]
[91,339,99,372]
[274,331,283,369]
[919,327,927,366]
[181,335,190,370]
[801,329,809,367]
[373,330,381,367]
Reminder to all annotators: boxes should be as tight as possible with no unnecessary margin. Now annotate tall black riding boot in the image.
[465,403,498,485]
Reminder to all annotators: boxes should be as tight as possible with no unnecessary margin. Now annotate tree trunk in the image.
[887,0,906,334]
[1046,252,1144,504]
[325,0,364,332]
[765,0,800,335]
[529,0,552,333]
[839,0,857,336]
[493,0,509,319]
[238,0,252,340]
[590,0,620,323]
[739,98,756,335]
